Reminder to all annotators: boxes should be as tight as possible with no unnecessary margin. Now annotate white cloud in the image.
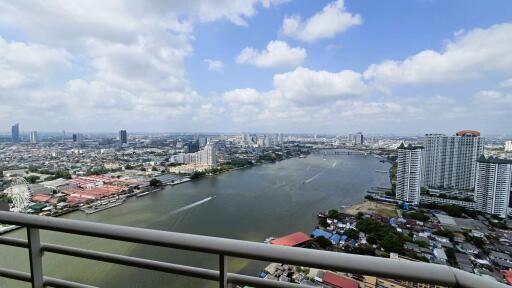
[223,88,262,105]
[282,0,361,42]
[273,67,367,104]
[204,59,224,72]
[0,0,289,130]
[0,36,70,89]
[364,23,512,87]
[236,40,306,68]
[500,78,512,88]
[474,90,512,105]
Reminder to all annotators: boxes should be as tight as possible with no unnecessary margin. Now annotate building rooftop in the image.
[270,232,311,247]
[397,143,423,150]
[477,155,512,164]
[455,130,480,137]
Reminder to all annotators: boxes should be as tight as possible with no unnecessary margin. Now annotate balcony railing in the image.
[0,211,506,288]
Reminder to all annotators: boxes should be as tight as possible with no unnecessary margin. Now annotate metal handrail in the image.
[0,211,506,288]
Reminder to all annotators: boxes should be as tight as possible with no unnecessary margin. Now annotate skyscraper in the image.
[474,156,512,218]
[11,123,19,143]
[505,141,512,152]
[349,132,364,146]
[73,133,83,144]
[423,130,484,190]
[396,143,423,205]
[119,130,128,144]
[30,131,38,144]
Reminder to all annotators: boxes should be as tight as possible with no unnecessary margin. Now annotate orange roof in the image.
[270,232,311,247]
[31,194,52,203]
[455,130,480,136]
[502,270,512,285]
[323,272,359,288]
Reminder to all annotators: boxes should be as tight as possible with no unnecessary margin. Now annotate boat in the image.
[80,198,126,214]
[317,212,327,218]
[136,191,152,197]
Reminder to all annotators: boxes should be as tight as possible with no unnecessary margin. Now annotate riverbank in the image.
[342,199,398,218]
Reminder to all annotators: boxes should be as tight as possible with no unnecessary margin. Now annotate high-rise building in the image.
[198,136,208,147]
[119,130,128,144]
[202,143,217,167]
[423,130,484,190]
[396,143,423,205]
[30,131,38,144]
[349,132,364,146]
[474,156,512,218]
[73,133,83,144]
[11,123,19,143]
[505,141,512,152]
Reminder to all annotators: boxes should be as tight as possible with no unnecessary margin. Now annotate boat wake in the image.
[304,172,322,184]
[167,196,215,216]
[331,161,337,168]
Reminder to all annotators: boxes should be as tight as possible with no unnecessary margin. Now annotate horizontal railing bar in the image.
[228,273,312,288]
[0,236,28,248]
[0,267,31,282]
[43,277,98,288]
[0,212,507,288]
[42,243,313,288]
[0,267,97,288]
[42,243,219,281]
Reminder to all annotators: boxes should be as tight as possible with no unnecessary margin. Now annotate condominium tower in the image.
[30,131,38,144]
[474,156,512,218]
[11,123,19,143]
[396,143,423,205]
[119,130,128,144]
[423,130,484,190]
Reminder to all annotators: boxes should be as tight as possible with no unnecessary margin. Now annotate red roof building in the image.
[502,270,512,285]
[322,272,359,288]
[270,232,311,247]
[31,194,52,203]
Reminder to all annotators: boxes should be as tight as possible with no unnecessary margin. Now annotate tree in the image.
[327,209,339,219]
[313,237,332,249]
[318,218,328,228]
[445,205,463,217]
[149,178,162,187]
[25,175,40,184]
[190,171,206,179]
[344,229,359,240]
[366,234,378,245]
[381,234,403,253]
[124,164,134,170]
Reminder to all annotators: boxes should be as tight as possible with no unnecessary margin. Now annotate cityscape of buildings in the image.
[1,124,512,287]
[397,130,512,219]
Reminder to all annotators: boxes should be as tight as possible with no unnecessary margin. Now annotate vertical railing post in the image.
[27,227,44,288]
[219,254,227,288]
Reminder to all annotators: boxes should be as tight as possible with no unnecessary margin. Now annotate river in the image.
[0,152,390,287]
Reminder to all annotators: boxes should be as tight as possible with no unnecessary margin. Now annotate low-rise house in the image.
[456,243,479,255]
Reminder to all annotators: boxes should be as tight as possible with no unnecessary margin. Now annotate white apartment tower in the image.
[423,130,484,190]
[474,156,512,218]
[505,141,512,152]
[396,143,423,205]
[30,131,38,144]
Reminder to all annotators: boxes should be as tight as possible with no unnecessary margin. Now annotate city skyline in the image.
[0,1,511,133]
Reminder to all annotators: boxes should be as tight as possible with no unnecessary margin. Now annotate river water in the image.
[0,152,390,287]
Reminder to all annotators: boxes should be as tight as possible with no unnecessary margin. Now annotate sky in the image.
[0,0,511,135]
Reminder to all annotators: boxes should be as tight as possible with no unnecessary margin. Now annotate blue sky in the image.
[0,1,511,135]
